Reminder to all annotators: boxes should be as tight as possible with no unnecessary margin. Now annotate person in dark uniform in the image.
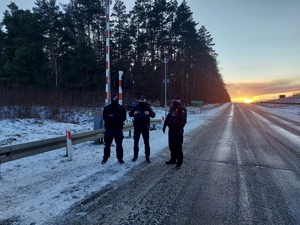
[162,95,187,169]
[129,95,156,163]
[102,94,127,164]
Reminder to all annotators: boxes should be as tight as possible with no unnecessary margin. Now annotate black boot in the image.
[165,159,176,164]
[132,157,137,162]
[175,165,181,170]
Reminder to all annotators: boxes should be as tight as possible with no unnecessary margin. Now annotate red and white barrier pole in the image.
[105,0,110,105]
[66,126,73,161]
[118,71,123,105]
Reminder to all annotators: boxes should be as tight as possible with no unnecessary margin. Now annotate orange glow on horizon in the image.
[230,90,299,103]
[226,79,300,104]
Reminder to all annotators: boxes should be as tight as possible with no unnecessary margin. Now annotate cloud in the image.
[226,77,300,99]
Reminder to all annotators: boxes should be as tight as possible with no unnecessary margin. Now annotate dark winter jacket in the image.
[103,102,126,128]
[163,104,187,131]
[129,102,155,125]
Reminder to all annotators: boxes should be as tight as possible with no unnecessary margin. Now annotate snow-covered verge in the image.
[255,95,300,120]
[262,94,300,104]
[0,103,221,225]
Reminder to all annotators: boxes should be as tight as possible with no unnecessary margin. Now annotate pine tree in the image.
[170,0,198,104]
[2,3,45,86]
[60,0,103,91]
[0,24,7,82]
[33,0,64,89]
[111,0,132,76]
[147,0,177,101]
[128,0,153,97]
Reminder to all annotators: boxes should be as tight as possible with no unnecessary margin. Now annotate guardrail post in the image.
[66,126,73,161]
[93,111,104,144]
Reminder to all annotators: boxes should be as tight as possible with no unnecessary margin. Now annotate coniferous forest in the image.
[0,0,231,108]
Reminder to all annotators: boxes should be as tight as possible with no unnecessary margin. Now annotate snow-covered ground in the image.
[0,101,299,225]
[255,95,300,120]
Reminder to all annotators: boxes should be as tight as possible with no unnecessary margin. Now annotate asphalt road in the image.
[46,103,300,225]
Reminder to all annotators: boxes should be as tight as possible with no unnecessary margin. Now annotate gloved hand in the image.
[162,127,166,133]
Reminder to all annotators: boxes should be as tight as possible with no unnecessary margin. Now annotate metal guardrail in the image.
[256,101,300,105]
[0,119,162,164]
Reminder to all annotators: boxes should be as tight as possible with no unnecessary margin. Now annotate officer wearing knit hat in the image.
[102,94,126,164]
[163,95,187,169]
[129,94,156,163]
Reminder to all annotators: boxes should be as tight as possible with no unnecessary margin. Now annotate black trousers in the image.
[133,124,150,158]
[103,127,124,161]
[168,128,184,166]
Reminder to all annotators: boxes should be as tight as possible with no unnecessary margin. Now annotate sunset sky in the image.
[1,0,299,102]
[185,0,300,102]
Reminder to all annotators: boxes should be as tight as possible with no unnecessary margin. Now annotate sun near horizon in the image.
[243,99,253,103]
[231,97,253,103]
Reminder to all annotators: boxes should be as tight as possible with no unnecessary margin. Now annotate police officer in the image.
[162,95,187,169]
[102,94,127,164]
[129,95,156,163]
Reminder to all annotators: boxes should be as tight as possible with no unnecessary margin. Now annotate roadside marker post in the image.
[66,126,73,161]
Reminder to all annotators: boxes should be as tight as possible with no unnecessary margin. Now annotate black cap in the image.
[112,93,118,99]
[173,95,180,101]
[138,95,146,100]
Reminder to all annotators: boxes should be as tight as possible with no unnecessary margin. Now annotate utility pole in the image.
[163,56,168,118]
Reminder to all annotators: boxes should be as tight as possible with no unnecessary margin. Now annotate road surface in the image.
[46,103,300,225]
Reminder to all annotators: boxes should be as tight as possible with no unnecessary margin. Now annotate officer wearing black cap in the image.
[163,95,187,169]
[129,95,156,163]
[102,94,127,164]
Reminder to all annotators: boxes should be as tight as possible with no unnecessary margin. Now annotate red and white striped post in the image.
[118,71,123,105]
[105,0,111,105]
[66,126,73,161]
